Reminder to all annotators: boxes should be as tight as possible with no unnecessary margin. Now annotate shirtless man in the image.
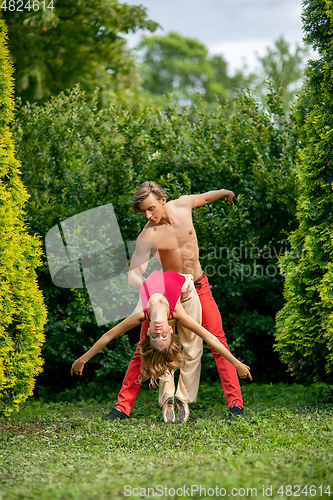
[104,181,245,423]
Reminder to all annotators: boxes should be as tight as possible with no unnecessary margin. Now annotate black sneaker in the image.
[102,407,128,421]
[228,405,243,424]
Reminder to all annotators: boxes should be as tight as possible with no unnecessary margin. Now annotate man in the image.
[104,181,244,423]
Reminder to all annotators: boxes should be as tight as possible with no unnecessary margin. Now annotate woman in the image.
[71,270,251,421]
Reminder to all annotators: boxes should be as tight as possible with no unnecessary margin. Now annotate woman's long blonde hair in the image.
[140,331,183,389]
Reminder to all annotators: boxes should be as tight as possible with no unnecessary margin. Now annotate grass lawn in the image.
[0,382,333,499]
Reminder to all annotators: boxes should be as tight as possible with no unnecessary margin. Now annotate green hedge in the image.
[275,0,333,383]
[0,20,47,416]
[12,84,298,391]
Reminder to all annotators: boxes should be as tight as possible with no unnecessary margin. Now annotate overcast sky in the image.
[123,0,308,74]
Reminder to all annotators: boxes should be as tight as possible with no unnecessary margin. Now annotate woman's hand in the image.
[70,357,87,376]
[235,362,252,381]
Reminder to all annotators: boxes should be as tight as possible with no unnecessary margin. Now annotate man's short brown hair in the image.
[133,181,167,213]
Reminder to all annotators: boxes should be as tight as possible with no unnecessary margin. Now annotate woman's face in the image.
[147,322,173,349]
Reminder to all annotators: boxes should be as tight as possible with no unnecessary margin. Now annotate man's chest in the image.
[151,218,197,252]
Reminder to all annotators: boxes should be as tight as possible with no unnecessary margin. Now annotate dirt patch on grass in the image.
[0,422,84,438]
[0,422,53,437]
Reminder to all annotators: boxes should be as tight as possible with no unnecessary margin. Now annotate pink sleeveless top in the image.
[139,270,186,321]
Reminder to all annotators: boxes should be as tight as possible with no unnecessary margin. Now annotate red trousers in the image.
[115,273,243,415]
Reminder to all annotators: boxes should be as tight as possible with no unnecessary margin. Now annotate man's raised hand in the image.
[223,191,235,206]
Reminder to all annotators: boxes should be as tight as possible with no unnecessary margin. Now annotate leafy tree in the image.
[0,20,47,417]
[0,0,159,106]
[137,31,254,110]
[210,54,253,100]
[275,0,333,383]
[256,36,309,111]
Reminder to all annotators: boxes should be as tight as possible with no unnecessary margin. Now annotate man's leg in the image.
[196,274,243,410]
[113,321,147,417]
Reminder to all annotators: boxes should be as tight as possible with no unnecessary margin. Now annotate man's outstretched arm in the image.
[128,237,153,290]
[179,189,235,209]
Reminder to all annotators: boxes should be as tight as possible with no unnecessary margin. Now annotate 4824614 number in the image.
[0,0,54,11]
[277,485,331,496]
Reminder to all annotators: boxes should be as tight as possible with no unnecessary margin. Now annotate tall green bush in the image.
[12,87,140,393]
[275,0,333,383]
[0,20,47,416]
[12,84,298,391]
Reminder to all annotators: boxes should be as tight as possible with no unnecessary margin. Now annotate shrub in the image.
[275,0,333,382]
[0,20,47,416]
[12,84,298,391]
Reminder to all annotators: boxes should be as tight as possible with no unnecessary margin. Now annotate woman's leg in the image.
[175,279,203,405]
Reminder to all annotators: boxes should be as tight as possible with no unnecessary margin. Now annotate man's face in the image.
[138,193,166,224]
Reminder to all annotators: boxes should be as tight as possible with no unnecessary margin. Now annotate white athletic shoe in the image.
[162,397,175,424]
[175,396,190,423]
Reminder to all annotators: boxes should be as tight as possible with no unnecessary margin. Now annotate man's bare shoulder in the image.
[167,195,192,208]
[137,223,156,243]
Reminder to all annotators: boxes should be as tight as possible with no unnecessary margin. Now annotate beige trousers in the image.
[158,274,203,406]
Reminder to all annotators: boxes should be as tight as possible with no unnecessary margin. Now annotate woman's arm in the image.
[70,310,144,376]
[174,303,252,380]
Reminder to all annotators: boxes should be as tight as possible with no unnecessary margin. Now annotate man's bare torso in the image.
[139,198,203,279]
